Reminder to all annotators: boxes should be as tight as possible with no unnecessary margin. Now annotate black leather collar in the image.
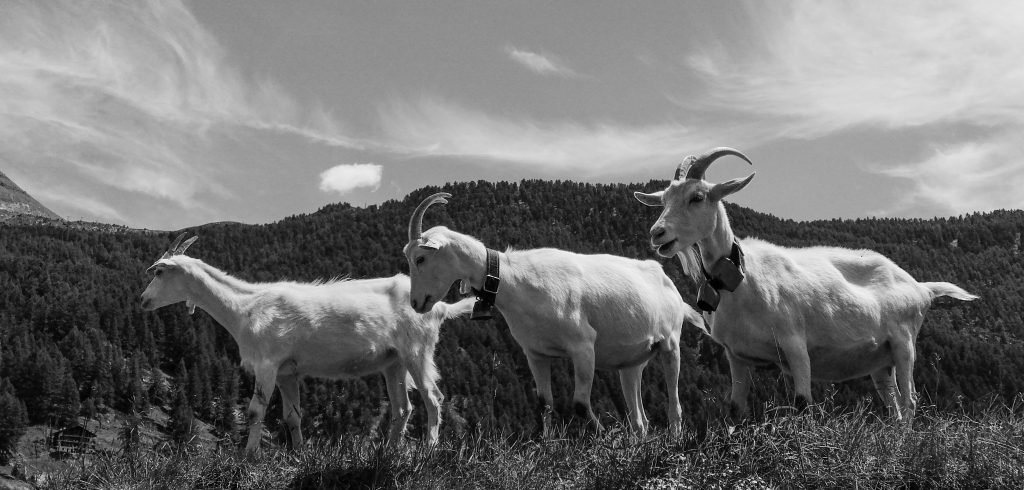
[470,248,501,320]
[696,240,745,312]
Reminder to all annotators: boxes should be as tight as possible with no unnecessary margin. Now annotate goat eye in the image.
[692,193,705,203]
[155,269,163,276]
[415,256,425,266]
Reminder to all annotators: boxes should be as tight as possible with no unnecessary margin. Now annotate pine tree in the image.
[0,378,28,464]
[126,354,148,412]
[169,360,197,447]
[120,411,141,456]
[55,369,81,424]
[215,357,240,438]
[169,386,197,447]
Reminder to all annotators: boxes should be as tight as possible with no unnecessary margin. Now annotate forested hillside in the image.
[1,180,1021,452]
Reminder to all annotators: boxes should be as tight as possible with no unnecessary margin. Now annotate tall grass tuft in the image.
[36,401,1024,489]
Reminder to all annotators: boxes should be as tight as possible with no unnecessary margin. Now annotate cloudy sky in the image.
[1,0,1022,230]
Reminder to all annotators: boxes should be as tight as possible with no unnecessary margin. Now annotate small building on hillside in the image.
[48,424,97,456]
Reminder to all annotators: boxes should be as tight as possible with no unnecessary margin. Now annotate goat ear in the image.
[146,262,169,275]
[633,190,664,207]
[420,238,443,250]
[710,173,754,201]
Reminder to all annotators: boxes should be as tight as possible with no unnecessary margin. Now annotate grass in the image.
[27,402,1024,489]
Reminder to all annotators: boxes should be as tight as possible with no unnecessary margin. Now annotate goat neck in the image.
[178,260,256,342]
[696,203,739,271]
[451,236,495,292]
[450,236,522,313]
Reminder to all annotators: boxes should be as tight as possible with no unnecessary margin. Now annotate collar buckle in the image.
[482,273,500,295]
[471,248,502,321]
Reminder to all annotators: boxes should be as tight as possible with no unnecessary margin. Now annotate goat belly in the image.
[601,348,659,370]
[809,342,892,381]
[303,348,401,379]
[594,337,663,370]
[727,348,778,368]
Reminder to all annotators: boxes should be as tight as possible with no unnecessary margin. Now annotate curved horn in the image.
[673,155,697,181]
[683,147,753,181]
[175,236,198,256]
[408,192,452,242]
[160,232,188,260]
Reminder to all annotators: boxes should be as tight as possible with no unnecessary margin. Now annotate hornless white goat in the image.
[634,148,978,421]
[402,193,704,436]
[140,234,474,453]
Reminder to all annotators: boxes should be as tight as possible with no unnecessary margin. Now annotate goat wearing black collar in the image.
[404,193,704,437]
[635,147,978,422]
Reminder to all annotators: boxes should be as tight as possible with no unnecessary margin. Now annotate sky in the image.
[1,0,1022,230]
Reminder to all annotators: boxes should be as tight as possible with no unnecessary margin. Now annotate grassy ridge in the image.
[35,402,1024,489]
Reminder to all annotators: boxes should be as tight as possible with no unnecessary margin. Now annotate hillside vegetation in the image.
[1,180,1021,470]
[37,404,1024,489]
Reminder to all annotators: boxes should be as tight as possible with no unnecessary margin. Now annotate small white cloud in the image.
[505,46,577,78]
[319,164,383,195]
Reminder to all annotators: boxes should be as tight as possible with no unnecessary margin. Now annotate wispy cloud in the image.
[319,163,382,195]
[505,46,578,78]
[29,185,129,224]
[379,97,734,175]
[679,1,1024,214]
[0,0,361,224]
[874,136,1024,217]
[687,1,1024,135]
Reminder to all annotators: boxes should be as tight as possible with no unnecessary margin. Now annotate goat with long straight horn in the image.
[140,233,474,453]
[403,192,705,437]
[634,147,978,421]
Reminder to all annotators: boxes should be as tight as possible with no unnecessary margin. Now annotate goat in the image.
[634,147,978,421]
[402,193,704,436]
[140,233,474,453]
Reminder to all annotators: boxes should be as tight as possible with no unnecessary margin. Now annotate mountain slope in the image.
[0,179,1020,446]
[0,170,61,220]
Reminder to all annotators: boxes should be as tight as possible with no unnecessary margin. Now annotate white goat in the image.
[140,234,474,453]
[402,193,704,436]
[634,147,978,421]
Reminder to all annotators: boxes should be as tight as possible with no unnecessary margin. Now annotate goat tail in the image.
[426,297,477,322]
[922,282,979,302]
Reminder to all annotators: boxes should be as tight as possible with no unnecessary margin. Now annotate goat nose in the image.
[651,225,667,239]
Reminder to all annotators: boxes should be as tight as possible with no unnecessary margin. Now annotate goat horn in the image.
[408,192,452,242]
[176,236,198,256]
[673,155,698,181]
[161,232,188,260]
[683,147,753,181]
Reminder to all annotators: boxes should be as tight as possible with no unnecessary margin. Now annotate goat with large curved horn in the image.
[676,147,753,181]
[408,192,452,242]
[634,146,977,424]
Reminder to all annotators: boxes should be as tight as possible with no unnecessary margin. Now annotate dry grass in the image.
[32,403,1024,490]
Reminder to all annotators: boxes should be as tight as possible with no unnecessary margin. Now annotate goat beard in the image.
[676,246,703,285]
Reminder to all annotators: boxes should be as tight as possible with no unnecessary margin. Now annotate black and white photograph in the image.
[0,1,1021,488]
